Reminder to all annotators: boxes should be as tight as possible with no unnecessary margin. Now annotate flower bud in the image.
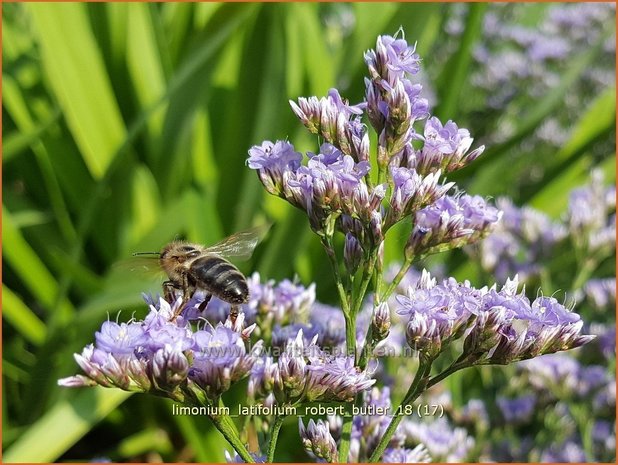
[299,419,339,463]
[372,302,391,342]
[151,347,189,391]
[344,233,363,275]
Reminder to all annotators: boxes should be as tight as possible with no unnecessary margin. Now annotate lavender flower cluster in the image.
[248,330,374,405]
[473,169,615,284]
[443,2,615,149]
[60,290,375,410]
[323,386,472,462]
[248,33,498,259]
[59,297,262,403]
[397,271,592,364]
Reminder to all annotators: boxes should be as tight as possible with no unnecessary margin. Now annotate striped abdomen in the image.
[188,255,249,304]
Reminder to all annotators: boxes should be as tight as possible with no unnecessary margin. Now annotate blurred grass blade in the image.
[2,207,74,316]
[106,3,129,69]
[115,428,172,458]
[556,86,616,162]
[2,110,61,163]
[3,388,131,463]
[47,248,104,297]
[126,3,167,138]
[294,3,335,95]
[530,86,616,214]
[190,107,218,189]
[2,286,47,346]
[435,3,487,120]
[128,165,162,249]
[340,3,399,90]
[27,2,127,179]
[174,415,224,463]
[529,156,590,217]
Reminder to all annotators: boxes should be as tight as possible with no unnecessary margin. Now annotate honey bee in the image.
[132,225,269,321]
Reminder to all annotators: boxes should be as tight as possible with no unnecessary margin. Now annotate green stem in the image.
[425,361,468,390]
[321,237,351,315]
[351,252,378,317]
[571,256,598,290]
[338,403,354,462]
[369,359,432,462]
[266,415,285,462]
[210,414,254,463]
[321,229,356,463]
[358,325,374,370]
[379,256,413,302]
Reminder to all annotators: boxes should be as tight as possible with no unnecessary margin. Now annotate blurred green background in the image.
[2,2,615,462]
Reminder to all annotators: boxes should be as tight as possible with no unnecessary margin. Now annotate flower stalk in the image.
[368,357,432,462]
[266,415,286,462]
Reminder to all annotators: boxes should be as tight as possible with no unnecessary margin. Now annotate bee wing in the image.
[206,224,271,260]
[112,256,165,278]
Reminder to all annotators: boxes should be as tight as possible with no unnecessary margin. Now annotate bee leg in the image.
[163,281,181,303]
[198,294,212,312]
[230,305,239,326]
[171,274,195,321]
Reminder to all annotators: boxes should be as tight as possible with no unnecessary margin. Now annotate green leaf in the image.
[528,87,616,209]
[3,388,131,463]
[2,207,74,316]
[529,156,590,217]
[2,108,61,163]
[173,414,224,462]
[435,3,487,120]
[2,286,47,346]
[27,2,127,179]
[128,165,162,248]
[126,3,167,136]
[115,428,172,458]
[294,3,335,95]
[556,86,616,163]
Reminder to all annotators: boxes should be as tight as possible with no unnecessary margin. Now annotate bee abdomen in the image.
[189,256,249,304]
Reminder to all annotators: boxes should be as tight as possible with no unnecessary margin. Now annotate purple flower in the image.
[413,117,485,175]
[305,353,376,402]
[247,140,302,196]
[61,297,263,402]
[402,417,474,462]
[190,323,261,399]
[372,302,391,342]
[458,399,489,428]
[407,194,502,257]
[289,90,366,159]
[474,197,567,283]
[584,277,616,310]
[382,445,431,463]
[385,167,453,228]
[365,34,421,85]
[151,347,189,391]
[249,330,374,404]
[592,420,616,453]
[567,170,615,251]
[540,440,587,463]
[396,272,593,364]
[224,451,266,463]
[520,353,611,402]
[200,272,316,332]
[308,303,347,348]
[497,395,536,424]
[330,386,397,462]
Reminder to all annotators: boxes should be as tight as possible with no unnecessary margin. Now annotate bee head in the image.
[160,243,200,264]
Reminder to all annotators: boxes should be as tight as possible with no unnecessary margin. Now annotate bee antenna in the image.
[132,252,160,256]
